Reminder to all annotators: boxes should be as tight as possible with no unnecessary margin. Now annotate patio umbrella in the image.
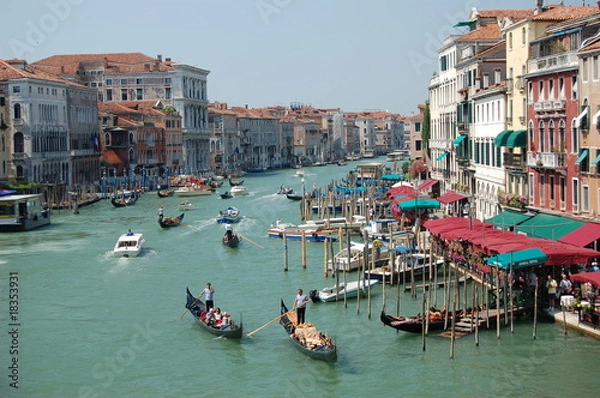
[398,198,440,211]
[487,248,548,270]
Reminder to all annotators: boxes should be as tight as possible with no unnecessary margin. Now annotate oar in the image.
[180,295,202,318]
[247,308,295,337]
[238,234,264,249]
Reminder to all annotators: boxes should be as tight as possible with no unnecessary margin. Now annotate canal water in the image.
[1,161,599,398]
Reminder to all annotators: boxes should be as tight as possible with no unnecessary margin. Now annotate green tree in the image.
[421,101,431,159]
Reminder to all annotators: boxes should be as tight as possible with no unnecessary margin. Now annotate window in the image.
[13,103,21,119]
[539,80,544,101]
[494,69,501,85]
[106,89,113,101]
[136,78,143,85]
[572,75,577,100]
[593,56,599,81]
[573,178,579,210]
[548,120,555,152]
[583,185,589,212]
[12,86,20,93]
[121,89,127,101]
[528,81,533,102]
[120,79,127,85]
[559,77,565,99]
[106,78,112,86]
[539,121,545,152]
[415,122,421,132]
[521,27,526,45]
[136,88,143,100]
[549,176,555,202]
[549,79,554,100]
[540,175,545,206]
[165,87,171,99]
[165,78,171,84]
[572,119,579,153]
[582,57,589,82]
[560,176,566,207]
[509,32,513,50]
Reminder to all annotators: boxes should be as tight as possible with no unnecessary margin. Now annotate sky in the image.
[0,0,579,115]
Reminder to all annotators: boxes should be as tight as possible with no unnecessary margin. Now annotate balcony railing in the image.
[527,151,566,168]
[503,152,526,168]
[528,52,578,74]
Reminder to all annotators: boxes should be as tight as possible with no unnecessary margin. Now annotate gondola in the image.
[157,189,174,198]
[185,287,243,339]
[158,213,184,228]
[380,308,457,333]
[209,179,224,189]
[111,195,137,207]
[279,300,337,362]
[286,192,303,201]
[222,231,240,247]
[229,178,244,187]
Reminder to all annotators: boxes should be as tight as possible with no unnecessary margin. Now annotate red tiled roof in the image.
[457,24,502,41]
[531,5,599,22]
[0,59,86,88]
[31,52,175,75]
[477,9,535,22]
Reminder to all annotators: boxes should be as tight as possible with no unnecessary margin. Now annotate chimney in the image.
[165,57,171,65]
[245,104,248,109]
[535,0,543,14]
[157,54,162,62]
[144,63,150,72]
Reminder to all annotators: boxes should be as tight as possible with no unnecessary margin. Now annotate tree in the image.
[421,101,431,159]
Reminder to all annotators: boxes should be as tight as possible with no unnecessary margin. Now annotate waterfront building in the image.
[404,105,425,161]
[32,53,210,173]
[578,23,600,218]
[208,103,241,174]
[525,9,600,215]
[0,59,98,187]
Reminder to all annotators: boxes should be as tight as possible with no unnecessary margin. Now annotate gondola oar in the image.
[180,294,202,318]
[247,307,296,337]
[238,234,264,249]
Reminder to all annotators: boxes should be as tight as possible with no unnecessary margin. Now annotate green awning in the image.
[494,130,514,147]
[435,151,449,161]
[487,248,548,270]
[591,153,600,165]
[514,213,585,240]
[576,149,589,165]
[485,209,534,230]
[453,135,467,145]
[505,129,527,148]
[454,20,475,28]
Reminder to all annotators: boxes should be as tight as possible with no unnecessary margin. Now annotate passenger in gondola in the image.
[214,308,223,326]
[205,308,216,326]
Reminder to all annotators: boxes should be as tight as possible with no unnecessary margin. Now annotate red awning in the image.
[558,222,600,247]
[571,271,600,287]
[437,191,467,205]
[418,179,439,191]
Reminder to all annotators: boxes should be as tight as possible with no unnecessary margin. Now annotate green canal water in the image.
[1,162,599,397]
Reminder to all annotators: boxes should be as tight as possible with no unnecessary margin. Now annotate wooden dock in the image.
[440,307,525,337]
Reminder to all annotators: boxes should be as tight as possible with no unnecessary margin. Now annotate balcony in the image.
[503,152,526,168]
[527,151,566,168]
[456,122,467,132]
[528,52,578,75]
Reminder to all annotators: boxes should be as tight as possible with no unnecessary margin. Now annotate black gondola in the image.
[222,230,240,247]
[380,310,447,333]
[286,193,303,201]
[157,189,174,198]
[229,178,244,187]
[185,287,243,338]
[158,213,184,228]
[111,196,137,207]
[279,300,337,362]
[220,191,233,199]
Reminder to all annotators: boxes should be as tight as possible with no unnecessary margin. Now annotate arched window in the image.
[539,120,545,152]
[13,131,24,153]
[548,120,555,152]
[528,120,534,151]
[13,103,21,119]
[571,119,579,153]
[104,132,110,146]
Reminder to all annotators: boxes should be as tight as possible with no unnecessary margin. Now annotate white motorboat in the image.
[230,186,249,197]
[327,242,369,272]
[295,169,305,177]
[178,201,197,211]
[309,279,380,302]
[174,187,212,197]
[113,233,145,258]
[365,252,444,284]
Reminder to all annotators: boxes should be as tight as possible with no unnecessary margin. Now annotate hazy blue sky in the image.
[0,0,573,114]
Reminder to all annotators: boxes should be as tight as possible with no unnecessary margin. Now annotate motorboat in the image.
[178,201,196,211]
[230,186,249,197]
[327,241,385,272]
[174,187,212,197]
[309,279,380,303]
[216,206,242,224]
[113,233,145,258]
[365,252,444,284]
[295,169,305,177]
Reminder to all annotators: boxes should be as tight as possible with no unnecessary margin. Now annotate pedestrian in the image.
[294,289,309,325]
[373,238,383,260]
[558,274,573,297]
[546,274,557,311]
[201,283,215,310]
[157,205,164,220]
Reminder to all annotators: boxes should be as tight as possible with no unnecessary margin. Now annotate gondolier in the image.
[201,283,215,310]
[157,205,164,220]
[294,289,309,324]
